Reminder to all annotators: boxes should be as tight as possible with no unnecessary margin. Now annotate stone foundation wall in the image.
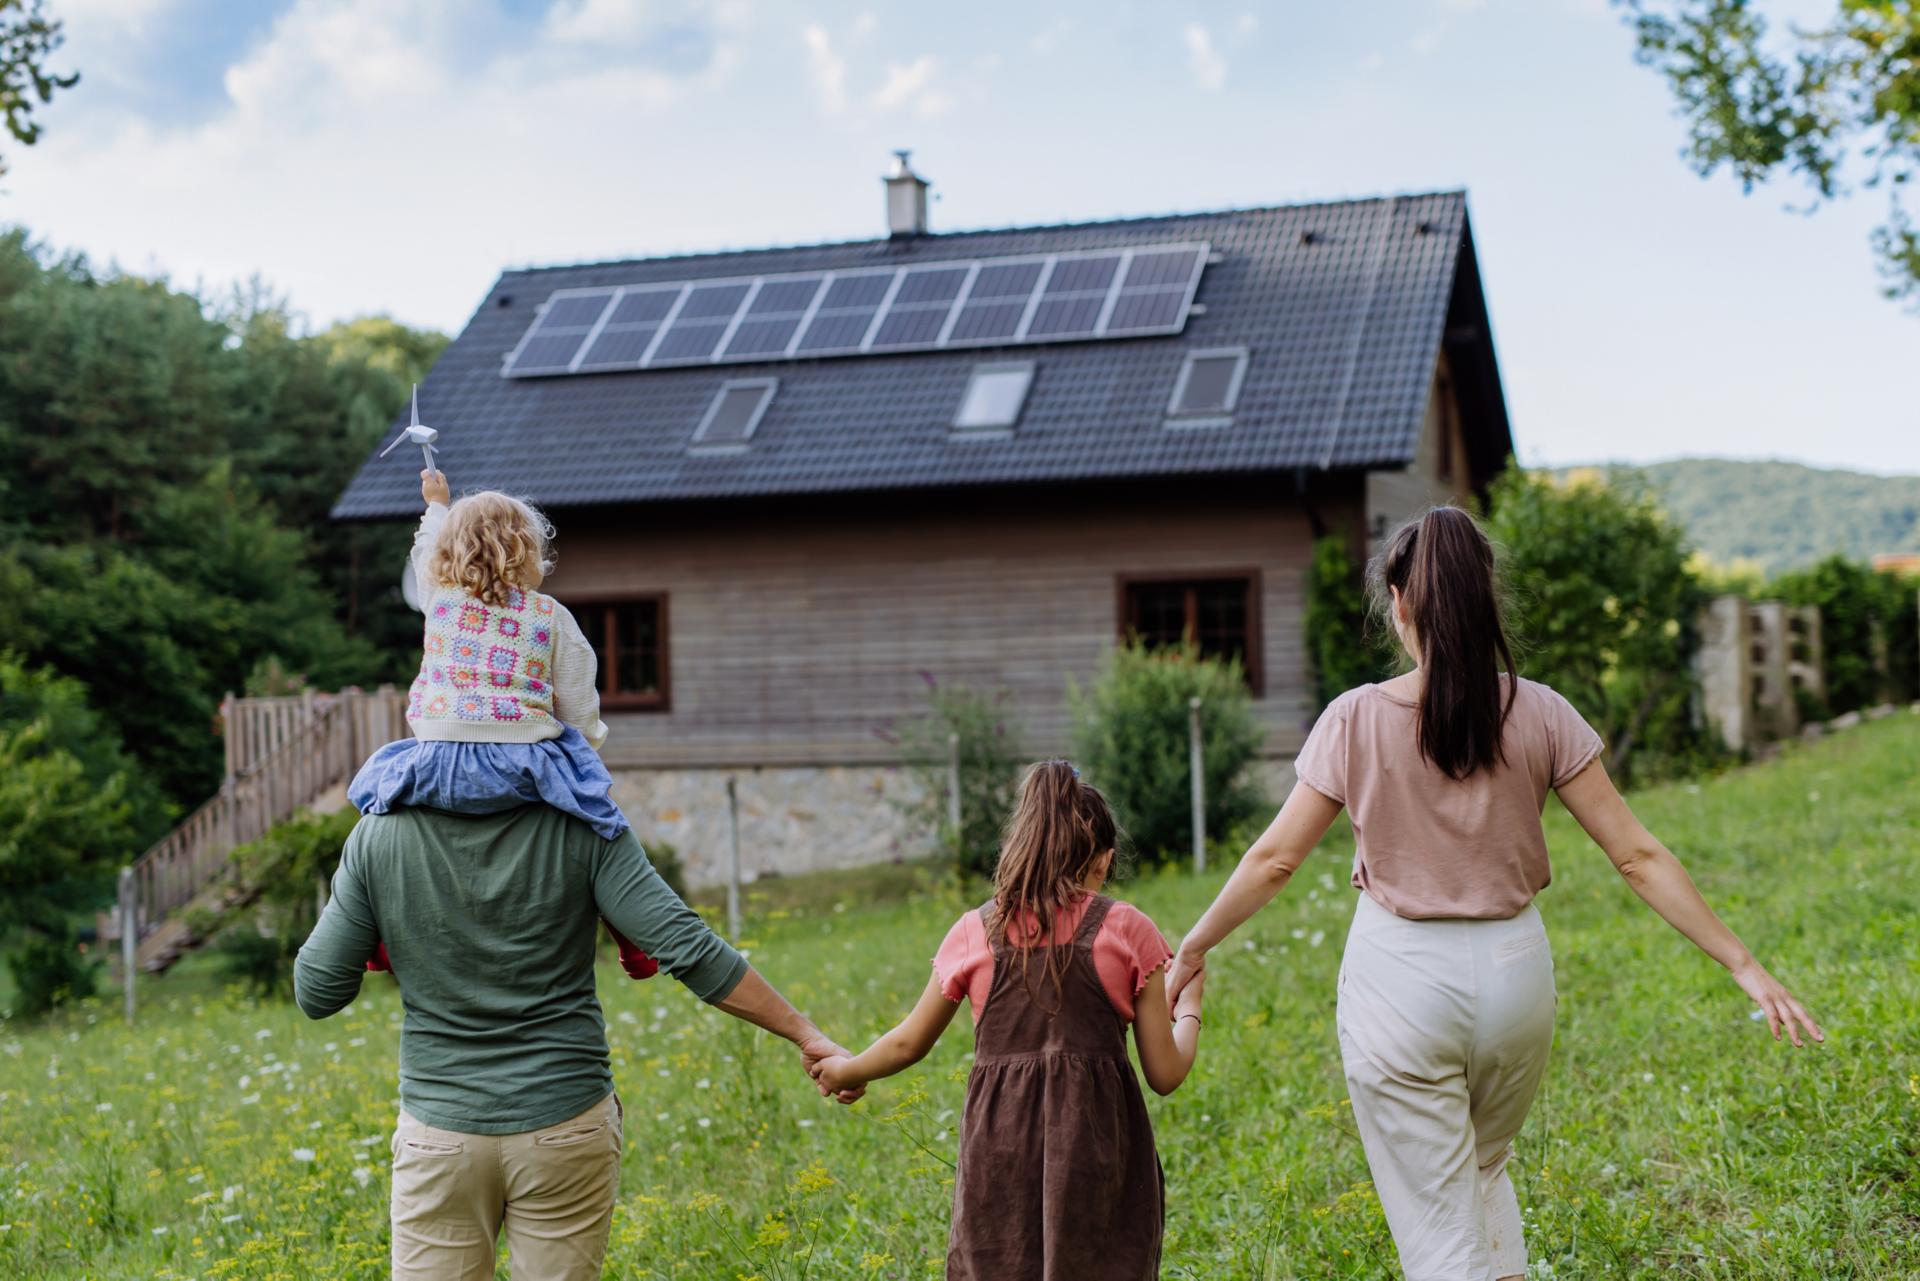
[612,757,1298,888]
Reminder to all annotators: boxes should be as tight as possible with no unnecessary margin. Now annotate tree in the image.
[0,654,146,1016]
[1621,0,1920,304]
[0,0,77,176]
[1487,470,1708,782]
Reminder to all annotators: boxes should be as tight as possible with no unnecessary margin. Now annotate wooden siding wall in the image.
[547,494,1322,769]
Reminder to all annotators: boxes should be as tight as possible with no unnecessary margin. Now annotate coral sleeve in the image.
[932,912,986,1010]
[1092,902,1174,1022]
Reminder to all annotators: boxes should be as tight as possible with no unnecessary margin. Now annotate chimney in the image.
[883,149,930,238]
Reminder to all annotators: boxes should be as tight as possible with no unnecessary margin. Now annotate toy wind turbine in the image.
[378,385,439,475]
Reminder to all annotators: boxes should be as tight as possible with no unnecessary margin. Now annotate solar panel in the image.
[500,242,1207,378]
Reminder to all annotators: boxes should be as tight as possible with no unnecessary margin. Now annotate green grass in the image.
[3,716,1917,1279]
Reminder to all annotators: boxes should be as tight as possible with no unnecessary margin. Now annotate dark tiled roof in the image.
[334,191,1486,519]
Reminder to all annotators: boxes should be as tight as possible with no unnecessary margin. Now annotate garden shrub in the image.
[1070,640,1264,866]
[1303,533,1396,710]
[5,927,100,1018]
[891,678,1023,879]
[1485,470,1709,784]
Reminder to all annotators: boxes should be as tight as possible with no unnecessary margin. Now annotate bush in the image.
[1069,640,1264,866]
[890,678,1023,879]
[1772,556,1914,714]
[4,926,100,1018]
[1304,533,1396,709]
[1487,471,1709,785]
[1880,570,1919,704]
[216,807,360,997]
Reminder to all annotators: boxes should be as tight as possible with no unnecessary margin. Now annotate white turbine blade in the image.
[410,384,421,428]
[377,428,409,458]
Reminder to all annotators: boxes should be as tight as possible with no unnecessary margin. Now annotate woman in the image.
[1165,506,1821,1281]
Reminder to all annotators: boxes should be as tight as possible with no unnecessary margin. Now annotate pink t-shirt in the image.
[933,896,1174,1023]
[1293,677,1604,920]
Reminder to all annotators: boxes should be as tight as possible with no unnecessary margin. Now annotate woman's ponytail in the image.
[1370,506,1516,779]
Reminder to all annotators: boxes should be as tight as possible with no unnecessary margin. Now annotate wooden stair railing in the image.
[114,687,409,973]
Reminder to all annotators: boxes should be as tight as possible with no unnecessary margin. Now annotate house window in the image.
[1119,574,1262,694]
[691,378,777,451]
[1167,347,1248,420]
[953,361,1035,431]
[571,597,669,710]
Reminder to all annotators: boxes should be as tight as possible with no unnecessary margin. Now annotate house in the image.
[333,158,1515,883]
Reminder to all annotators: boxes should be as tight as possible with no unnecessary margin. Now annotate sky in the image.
[8,0,1916,475]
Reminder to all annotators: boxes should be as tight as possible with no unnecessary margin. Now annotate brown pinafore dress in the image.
[947,894,1165,1281]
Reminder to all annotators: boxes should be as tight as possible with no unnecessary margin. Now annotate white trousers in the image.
[1336,893,1556,1281]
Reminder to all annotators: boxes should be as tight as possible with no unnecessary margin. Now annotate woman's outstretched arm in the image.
[1166,782,1343,1001]
[1555,758,1824,1047]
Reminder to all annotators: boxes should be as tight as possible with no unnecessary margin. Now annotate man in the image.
[294,804,858,1279]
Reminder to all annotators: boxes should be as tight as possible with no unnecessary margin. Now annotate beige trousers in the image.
[1336,893,1555,1281]
[389,1091,623,1281]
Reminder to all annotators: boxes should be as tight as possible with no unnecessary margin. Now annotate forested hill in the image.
[1558,459,1920,572]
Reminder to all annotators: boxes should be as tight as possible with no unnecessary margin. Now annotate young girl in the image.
[811,761,1204,1280]
[349,468,655,978]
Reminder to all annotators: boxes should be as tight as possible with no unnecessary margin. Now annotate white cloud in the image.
[4,0,758,330]
[1358,51,1386,71]
[1183,24,1227,91]
[1234,13,1259,39]
[803,24,847,114]
[870,56,952,118]
[1030,19,1073,55]
[851,11,878,41]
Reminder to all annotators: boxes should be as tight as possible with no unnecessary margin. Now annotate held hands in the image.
[1165,948,1205,1005]
[421,468,450,507]
[797,1029,865,1104]
[809,1054,862,1097]
[1731,958,1824,1048]
[1172,968,1206,1024]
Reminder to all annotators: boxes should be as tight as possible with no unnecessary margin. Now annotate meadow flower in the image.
[291,1148,315,1162]
[351,1167,372,1188]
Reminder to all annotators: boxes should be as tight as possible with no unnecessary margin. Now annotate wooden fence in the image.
[122,688,409,949]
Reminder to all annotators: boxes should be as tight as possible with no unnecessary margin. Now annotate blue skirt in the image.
[348,727,628,841]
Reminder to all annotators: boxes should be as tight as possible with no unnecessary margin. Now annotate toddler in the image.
[349,468,654,978]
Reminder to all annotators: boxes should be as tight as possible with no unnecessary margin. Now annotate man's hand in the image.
[798,1029,864,1104]
[421,468,450,506]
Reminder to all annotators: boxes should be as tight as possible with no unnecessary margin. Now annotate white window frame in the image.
[1166,346,1249,425]
[689,377,778,454]
[952,361,1037,432]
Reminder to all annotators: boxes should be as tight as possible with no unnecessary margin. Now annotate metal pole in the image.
[946,732,962,851]
[118,866,136,1025]
[1189,696,1207,874]
[725,776,743,943]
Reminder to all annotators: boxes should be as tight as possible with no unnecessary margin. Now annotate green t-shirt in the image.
[293,805,746,1134]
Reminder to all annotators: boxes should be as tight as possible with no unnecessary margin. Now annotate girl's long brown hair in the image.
[1368,506,1516,779]
[989,760,1118,1008]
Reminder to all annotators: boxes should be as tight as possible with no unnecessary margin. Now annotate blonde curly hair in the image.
[428,491,555,606]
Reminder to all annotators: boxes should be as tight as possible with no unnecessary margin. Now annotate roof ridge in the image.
[499,189,1470,279]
